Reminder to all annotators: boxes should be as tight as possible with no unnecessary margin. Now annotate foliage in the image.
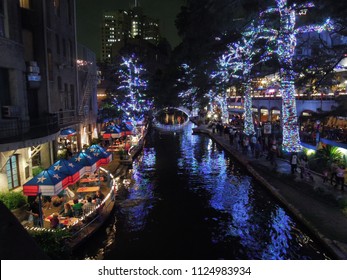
[337,197,347,210]
[29,230,72,259]
[57,149,67,160]
[110,54,152,124]
[32,166,44,177]
[0,191,27,210]
[91,137,101,145]
[313,144,343,164]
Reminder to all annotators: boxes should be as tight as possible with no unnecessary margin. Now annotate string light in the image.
[213,22,275,135]
[113,54,153,125]
[177,63,199,109]
[260,0,333,152]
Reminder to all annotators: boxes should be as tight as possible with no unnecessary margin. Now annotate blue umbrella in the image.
[105,125,122,138]
[48,159,85,184]
[60,128,77,137]
[86,144,113,165]
[70,151,99,173]
[120,122,134,135]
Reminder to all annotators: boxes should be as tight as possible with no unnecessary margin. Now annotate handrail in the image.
[70,189,114,238]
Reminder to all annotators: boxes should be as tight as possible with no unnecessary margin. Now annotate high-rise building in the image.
[101,10,131,63]
[0,0,98,194]
[100,6,160,63]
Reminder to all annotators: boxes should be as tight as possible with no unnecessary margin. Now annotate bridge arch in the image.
[153,106,191,132]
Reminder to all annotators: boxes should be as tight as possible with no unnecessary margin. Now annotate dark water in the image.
[75,123,331,260]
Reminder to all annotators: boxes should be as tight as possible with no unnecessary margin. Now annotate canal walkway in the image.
[193,124,347,260]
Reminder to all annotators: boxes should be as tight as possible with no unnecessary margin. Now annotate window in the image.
[57,76,62,91]
[32,153,41,167]
[19,0,31,9]
[0,0,5,37]
[53,0,60,17]
[70,84,75,108]
[47,49,53,81]
[6,155,19,190]
[67,0,72,24]
[56,34,60,54]
[62,38,66,57]
[64,83,68,109]
[0,67,10,106]
[68,39,73,66]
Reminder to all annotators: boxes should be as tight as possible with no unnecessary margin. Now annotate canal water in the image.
[75,122,331,260]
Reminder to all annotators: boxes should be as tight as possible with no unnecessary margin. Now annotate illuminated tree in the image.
[213,21,275,135]
[176,63,199,110]
[260,0,333,152]
[112,55,153,124]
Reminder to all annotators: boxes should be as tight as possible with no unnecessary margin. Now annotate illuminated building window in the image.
[20,0,31,9]
[6,155,19,190]
[53,0,60,16]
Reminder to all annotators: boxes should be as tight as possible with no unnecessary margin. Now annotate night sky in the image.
[76,0,186,58]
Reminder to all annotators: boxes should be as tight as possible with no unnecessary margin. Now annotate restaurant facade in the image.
[0,0,98,194]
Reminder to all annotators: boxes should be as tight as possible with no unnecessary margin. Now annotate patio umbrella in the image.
[86,144,113,165]
[59,128,77,137]
[48,159,85,184]
[120,122,134,136]
[23,169,70,196]
[105,125,122,138]
[70,151,98,174]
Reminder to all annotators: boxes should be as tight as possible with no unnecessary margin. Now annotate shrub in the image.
[337,197,347,209]
[29,230,72,259]
[0,191,27,210]
[91,137,101,144]
[32,166,44,177]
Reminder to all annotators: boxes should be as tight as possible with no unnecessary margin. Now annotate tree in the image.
[111,55,153,124]
[259,0,333,152]
[213,19,277,135]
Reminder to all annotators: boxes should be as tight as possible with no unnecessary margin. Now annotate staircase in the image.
[78,71,96,116]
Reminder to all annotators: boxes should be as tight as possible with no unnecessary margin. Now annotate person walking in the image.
[250,134,257,157]
[290,152,298,174]
[254,140,262,159]
[228,127,235,145]
[27,198,43,227]
[269,141,278,169]
[242,136,249,155]
[330,160,338,186]
[335,165,345,191]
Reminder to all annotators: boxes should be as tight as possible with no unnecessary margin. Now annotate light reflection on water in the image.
[119,148,156,233]
[76,123,330,260]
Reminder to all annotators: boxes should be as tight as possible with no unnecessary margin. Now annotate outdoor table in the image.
[45,215,79,227]
[76,186,100,193]
[80,177,100,183]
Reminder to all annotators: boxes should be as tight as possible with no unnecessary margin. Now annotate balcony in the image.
[0,115,60,146]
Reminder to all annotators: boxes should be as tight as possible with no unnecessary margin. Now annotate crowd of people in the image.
[207,120,346,191]
[300,122,347,145]
[26,189,106,229]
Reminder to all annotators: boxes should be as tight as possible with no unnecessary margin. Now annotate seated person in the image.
[43,196,52,210]
[82,196,95,215]
[49,213,60,229]
[93,190,105,205]
[72,198,84,217]
[61,202,73,218]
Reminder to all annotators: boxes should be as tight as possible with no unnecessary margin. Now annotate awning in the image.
[60,128,77,137]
